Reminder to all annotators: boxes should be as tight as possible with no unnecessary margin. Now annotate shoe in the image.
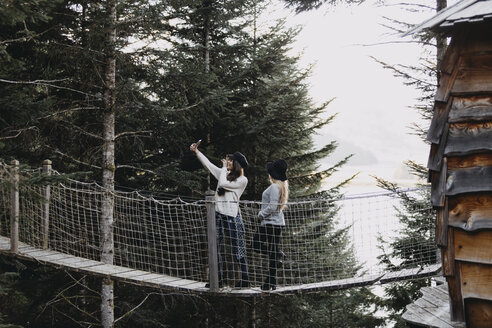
[205,280,223,289]
[234,280,249,288]
[261,283,276,291]
[261,278,276,291]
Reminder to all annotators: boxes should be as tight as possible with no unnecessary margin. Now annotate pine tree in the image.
[1,0,378,326]
[372,1,447,326]
[375,164,436,327]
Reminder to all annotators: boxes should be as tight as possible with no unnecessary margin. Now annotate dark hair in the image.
[227,160,242,181]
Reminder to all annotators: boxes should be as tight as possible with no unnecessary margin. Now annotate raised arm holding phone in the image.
[190,140,250,288]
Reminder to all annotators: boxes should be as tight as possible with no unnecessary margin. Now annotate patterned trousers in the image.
[215,212,249,281]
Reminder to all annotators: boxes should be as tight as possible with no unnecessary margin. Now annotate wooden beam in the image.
[428,100,452,144]
[460,262,492,300]
[454,229,492,265]
[448,194,492,231]
[431,157,448,207]
[464,298,492,328]
[436,56,463,103]
[440,35,462,75]
[448,96,492,123]
[445,122,492,156]
[459,28,492,57]
[451,54,492,96]
[446,166,492,196]
[447,154,492,170]
[447,262,465,322]
[436,198,449,247]
[442,227,455,277]
[428,123,449,172]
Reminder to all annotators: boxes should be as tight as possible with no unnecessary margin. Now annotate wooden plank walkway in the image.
[0,236,442,297]
[403,284,466,328]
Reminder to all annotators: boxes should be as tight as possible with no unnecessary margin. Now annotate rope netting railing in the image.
[0,162,439,291]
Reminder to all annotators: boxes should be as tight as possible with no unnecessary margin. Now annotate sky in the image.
[267,0,459,192]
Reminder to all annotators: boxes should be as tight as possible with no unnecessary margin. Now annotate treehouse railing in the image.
[0,160,440,292]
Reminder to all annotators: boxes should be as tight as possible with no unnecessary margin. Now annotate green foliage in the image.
[282,0,365,14]
[0,0,379,326]
[252,291,383,328]
[371,2,446,325]
[375,161,436,326]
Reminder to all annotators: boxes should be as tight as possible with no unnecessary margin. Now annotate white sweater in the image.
[196,151,248,217]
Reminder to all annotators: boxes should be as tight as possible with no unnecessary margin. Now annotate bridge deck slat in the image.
[50,256,94,267]
[78,263,135,276]
[112,270,155,280]
[21,249,55,257]
[0,235,444,297]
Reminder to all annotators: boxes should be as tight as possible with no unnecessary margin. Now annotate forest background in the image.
[0,0,449,327]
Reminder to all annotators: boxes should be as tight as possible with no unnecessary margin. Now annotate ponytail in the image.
[272,179,289,211]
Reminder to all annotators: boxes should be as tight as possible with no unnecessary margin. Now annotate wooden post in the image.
[42,160,51,249]
[10,160,19,253]
[205,190,219,291]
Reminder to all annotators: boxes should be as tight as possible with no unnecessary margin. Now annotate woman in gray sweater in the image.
[252,159,288,290]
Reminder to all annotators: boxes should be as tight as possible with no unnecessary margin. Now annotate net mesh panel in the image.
[0,163,11,237]
[0,163,438,288]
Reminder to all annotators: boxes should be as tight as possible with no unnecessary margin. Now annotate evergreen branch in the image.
[370,56,435,87]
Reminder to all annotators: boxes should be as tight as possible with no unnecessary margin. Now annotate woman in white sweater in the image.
[190,140,250,288]
[252,159,288,291]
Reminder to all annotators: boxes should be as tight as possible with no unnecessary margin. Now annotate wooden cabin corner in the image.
[403,1,492,327]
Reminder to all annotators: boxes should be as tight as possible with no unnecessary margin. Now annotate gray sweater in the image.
[258,184,285,226]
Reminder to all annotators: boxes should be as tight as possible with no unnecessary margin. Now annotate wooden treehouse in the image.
[404,1,492,327]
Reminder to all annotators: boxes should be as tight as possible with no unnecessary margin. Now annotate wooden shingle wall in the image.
[428,26,492,326]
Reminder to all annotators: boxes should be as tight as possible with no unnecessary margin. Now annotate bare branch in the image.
[0,79,97,98]
[0,27,54,45]
[115,130,152,139]
[37,272,99,326]
[116,164,156,175]
[65,271,101,295]
[157,99,205,112]
[378,2,435,11]
[0,127,38,140]
[359,40,433,47]
[114,293,155,324]
[59,121,104,140]
[51,148,102,170]
[37,106,100,120]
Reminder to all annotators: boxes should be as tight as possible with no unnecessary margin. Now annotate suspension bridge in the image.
[0,161,442,296]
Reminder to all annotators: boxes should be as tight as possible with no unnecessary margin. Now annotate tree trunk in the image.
[435,0,447,80]
[203,0,211,189]
[101,0,117,327]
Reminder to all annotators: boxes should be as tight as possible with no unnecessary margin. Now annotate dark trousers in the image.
[252,224,282,284]
[216,212,249,282]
